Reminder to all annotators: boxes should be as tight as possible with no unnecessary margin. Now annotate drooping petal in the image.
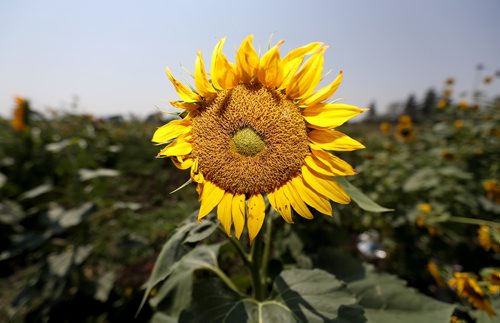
[198,181,225,221]
[247,194,266,243]
[171,156,193,170]
[151,119,191,144]
[301,71,343,107]
[285,47,326,99]
[303,103,366,129]
[283,180,313,219]
[236,35,260,83]
[308,129,365,151]
[190,158,204,183]
[170,101,199,111]
[302,165,351,204]
[210,37,238,90]
[257,40,285,89]
[291,176,332,215]
[268,186,293,223]
[232,193,246,239]
[217,192,234,236]
[194,50,217,97]
[156,136,192,157]
[166,68,200,103]
[280,42,323,90]
[310,145,356,176]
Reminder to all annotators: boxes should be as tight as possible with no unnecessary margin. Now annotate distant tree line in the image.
[365,88,437,123]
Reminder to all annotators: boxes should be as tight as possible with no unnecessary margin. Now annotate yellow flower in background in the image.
[11,96,28,132]
[153,36,366,242]
[453,119,464,129]
[418,203,432,214]
[483,179,500,203]
[379,122,391,135]
[458,99,469,110]
[443,88,453,98]
[395,115,414,141]
[446,78,455,85]
[448,272,496,317]
[437,98,448,109]
[484,76,493,84]
[484,271,500,294]
[427,260,445,287]
[478,225,500,253]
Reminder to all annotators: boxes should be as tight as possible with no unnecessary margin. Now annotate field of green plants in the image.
[1,91,499,322]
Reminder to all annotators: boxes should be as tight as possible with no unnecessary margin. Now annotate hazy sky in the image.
[1,0,499,118]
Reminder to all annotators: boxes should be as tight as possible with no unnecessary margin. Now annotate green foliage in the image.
[1,97,498,322]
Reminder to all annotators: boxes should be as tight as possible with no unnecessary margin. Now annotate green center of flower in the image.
[231,127,266,156]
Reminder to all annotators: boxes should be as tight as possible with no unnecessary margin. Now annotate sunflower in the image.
[11,96,28,132]
[395,115,414,141]
[153,36,365,242]
[448,272,496,316]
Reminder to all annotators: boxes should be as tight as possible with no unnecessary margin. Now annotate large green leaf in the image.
[180,269,365,323]
[335,177,393,213]
[315,248,455,323]
[138,218,217,313]
[348,266,454,323]
[150,243,223,308]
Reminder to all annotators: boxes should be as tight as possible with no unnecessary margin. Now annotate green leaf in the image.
[348,266,455,323]
[180,269,365,323]
[19,184,53,200]
[335,177,393,213]
[138,218,217,314]
[274,268,364,322]
[78,168,120,181]
[315,249,454,323]
[150,243,223,308]
[403,168,439,192]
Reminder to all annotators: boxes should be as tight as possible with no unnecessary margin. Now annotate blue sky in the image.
[1,0,499,117]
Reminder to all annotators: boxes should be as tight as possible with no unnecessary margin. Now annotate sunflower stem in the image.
[441,216,500,228]
[260,210,274,289]
[206,266,241,295]
[250,232,265,301]
[227,233,252,267]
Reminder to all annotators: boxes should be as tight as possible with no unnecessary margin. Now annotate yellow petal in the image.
[280,42,323,90]
[152,119,191,144]
[292,176,332,215]
[301,71,343,106]
[309,129,365,151]
[166,68,200,103]
[236,35,260,83]
[171,156,193,170]
[170,101,199,111]
[283,180,313,219]
[157,136,192,157]
[286,47,326,99]
[217,192,234,236]
[304,154,335,177]
[190,158,204,183]
[257,40,285,89]
[232,193,246,239]
[194,50,217,97]
[247,194,266,243]
[268,186,293,223]
[302,165,351,204]
[211,37,238,90]
[198,181,225,221]
[303,103,366,129]
[310,145,356,176]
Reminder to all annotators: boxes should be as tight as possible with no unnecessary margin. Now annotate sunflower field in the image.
[1,48,500,323]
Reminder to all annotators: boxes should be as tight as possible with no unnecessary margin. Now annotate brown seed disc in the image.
[191,83,309,195]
